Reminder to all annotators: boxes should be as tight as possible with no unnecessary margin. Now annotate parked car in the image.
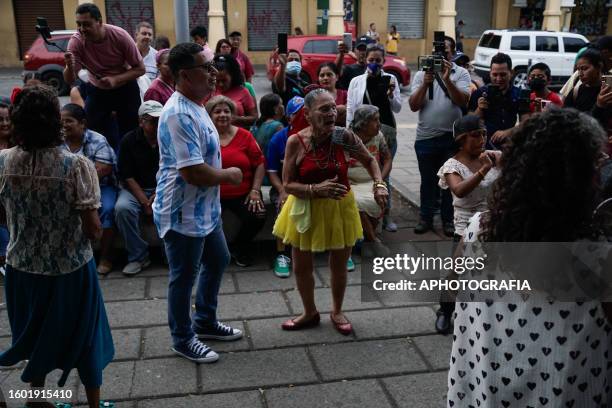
[472,29,589,88]
[23,30,76,96]
[266,35,410,87]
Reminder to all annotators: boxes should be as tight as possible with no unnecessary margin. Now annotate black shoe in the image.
[233,251,253,267]
[443,222,455,238]
[435,310,452,335]
[414,220,433,234]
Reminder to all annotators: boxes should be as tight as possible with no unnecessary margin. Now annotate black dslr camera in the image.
[418,31,446,74]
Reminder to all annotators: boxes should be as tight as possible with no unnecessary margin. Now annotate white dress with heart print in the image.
[446,212,612,408]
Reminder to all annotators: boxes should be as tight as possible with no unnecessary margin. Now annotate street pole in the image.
[174,0,189,44]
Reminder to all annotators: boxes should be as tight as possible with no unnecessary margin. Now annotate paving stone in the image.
[148,272,235,298]
[105,299,167,328]
[142,321,249,358]
[199,348,317,392]
[382,371,447,408]
[235,269,322,292]
[0,309,9,335]
[216,292,290,320]
[317,265,363,286]
[0,368,79,405]
[309,338,427,381]
[285,285,382,314]
[112,328,142,360]
[76,402,134,408]
[99,278,147,301]
[77,361,135,403]
[248,317,352,349]
[412,334,453,370]
[138,391,263,408]
[0,337,23,372]
[348,307,437,339]
[132,357,197,398]
[265,379,393,408]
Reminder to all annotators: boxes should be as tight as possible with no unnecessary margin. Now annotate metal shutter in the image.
[13,0,66,59]
[247,0,291,51]
[188,0,228,32]
[387,0,425,39]
[456,0,493,38]
[105,0,155,36]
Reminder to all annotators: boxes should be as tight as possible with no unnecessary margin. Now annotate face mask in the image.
[286,61,302,76]
[367,63,382,75]
[529,77,547,91]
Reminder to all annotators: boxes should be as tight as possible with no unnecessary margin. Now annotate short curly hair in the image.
[206,95,236,116]
[486,109,605,242]
[11,85,62,151]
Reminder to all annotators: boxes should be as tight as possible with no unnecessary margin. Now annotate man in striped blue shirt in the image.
[153,42,243,363]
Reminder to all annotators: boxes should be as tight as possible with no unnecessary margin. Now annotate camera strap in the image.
[433,72,467,114]
[433,73,451,101]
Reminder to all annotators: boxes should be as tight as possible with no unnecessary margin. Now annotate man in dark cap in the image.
[335,35,375,90]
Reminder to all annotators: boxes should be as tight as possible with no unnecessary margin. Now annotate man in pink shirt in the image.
[228,31,254,83]
[63,3,145,147]
[189,26,215,62]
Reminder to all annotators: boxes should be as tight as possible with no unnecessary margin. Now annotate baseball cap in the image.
[138,100,163,117]
[453,115,485,140]
[452,52,470,65]
[355,35,374,49]
[286,96,304,115]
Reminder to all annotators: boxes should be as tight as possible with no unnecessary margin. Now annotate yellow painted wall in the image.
[291,0,309,35]
[307,0,318,34]
[227,0,248,50]
[153,0,176,46]
[63,0,78,29]
[359,0,388,38]
[0,1,20,67]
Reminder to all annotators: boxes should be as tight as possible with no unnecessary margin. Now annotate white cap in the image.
[138,100,163,117]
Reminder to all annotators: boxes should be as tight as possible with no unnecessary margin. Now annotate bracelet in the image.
[251,189,261,195]
[308,184,313,198]
[477,169,487,179]
[373,181,388,190]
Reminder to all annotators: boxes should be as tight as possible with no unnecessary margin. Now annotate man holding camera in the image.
[63,3,145,147]
[336,36,374,90]
[469,53,521,149]
[409,36,470,236]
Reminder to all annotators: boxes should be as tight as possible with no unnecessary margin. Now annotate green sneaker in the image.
[347,257,355,272]
[273,255,291,278]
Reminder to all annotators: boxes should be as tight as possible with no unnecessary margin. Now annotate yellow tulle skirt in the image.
[273,190,363,252]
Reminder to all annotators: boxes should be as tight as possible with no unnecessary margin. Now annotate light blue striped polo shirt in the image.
[153,91,221,238]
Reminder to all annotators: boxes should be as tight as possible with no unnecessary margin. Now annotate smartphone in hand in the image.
[278,33,288,55]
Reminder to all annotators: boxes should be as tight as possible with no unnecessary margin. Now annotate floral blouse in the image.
[0,146,101,275]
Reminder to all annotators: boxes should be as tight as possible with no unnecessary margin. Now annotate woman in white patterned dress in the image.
[447,109,612,407]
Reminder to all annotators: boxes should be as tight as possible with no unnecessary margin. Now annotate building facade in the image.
[1,0,612,67]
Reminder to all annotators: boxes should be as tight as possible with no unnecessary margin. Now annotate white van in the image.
[472,29,589,88]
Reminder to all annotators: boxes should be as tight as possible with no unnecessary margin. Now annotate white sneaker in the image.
[122,257,151,276]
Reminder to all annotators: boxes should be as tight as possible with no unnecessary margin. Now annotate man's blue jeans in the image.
[163,224,230,347]
[115,188,156,263]
[414,133,455,224]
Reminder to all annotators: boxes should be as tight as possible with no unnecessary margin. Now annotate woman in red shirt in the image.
[210,54,258,129]
[206,95,266,267]
[317,62,347,125]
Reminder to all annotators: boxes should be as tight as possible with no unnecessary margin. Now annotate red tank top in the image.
[296,134,350,189]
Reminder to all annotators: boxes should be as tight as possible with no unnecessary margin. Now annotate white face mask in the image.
[286,60,302,76]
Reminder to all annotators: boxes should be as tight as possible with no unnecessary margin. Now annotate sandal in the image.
[96,259,113,276]
[330,313,353,335]
[100,402,115,407]
[281,312,320,330]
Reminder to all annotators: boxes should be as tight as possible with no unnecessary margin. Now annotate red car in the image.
[267,35,410,87]
[23,30,76,96]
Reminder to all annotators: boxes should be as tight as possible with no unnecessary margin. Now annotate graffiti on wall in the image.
[105,0,154,35]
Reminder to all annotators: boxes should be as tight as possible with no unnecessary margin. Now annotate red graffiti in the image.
[106,0,154,35]
[189,0,210,27]
[247,5,290,36]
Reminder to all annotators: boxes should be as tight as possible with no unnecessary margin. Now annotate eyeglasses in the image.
[183,61,217,74]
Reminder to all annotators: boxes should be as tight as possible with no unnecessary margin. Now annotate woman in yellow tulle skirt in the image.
[275,89,388,335]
